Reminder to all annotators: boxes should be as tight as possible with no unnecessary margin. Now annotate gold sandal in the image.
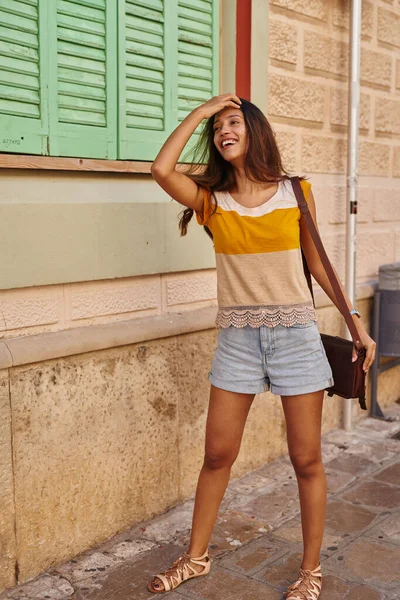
[285,563,322,600]
[148,549,211,594]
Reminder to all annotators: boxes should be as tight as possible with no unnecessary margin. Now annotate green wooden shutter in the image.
[177,0,219,157]
[0,0,49,155]
[47,0,117,159]
[118,0,219,161]
[118,0,173,160]
[177,1,217,121]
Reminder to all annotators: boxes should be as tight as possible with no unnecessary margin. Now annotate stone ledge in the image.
[0,282,377,369]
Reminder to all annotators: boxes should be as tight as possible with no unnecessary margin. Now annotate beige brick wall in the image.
[269,0,400,288]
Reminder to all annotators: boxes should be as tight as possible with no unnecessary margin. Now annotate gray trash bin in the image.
[378,262,400,356]
[371,262,400,418]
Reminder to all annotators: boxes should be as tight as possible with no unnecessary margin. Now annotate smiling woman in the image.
[148,93,376,597]
[174,97,290,233]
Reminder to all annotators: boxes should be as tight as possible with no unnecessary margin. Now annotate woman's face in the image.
[213,107,247,163]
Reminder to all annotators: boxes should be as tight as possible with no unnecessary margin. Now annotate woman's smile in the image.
[220,138,238,151]
[213,108,246,160]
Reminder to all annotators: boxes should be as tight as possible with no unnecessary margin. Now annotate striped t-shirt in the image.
[195,178,316,328]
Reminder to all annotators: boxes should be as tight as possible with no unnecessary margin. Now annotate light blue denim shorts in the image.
[209,321,334,396]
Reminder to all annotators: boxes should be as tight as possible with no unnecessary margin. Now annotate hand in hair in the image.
[197,93,242,120]
[151,94,241,216]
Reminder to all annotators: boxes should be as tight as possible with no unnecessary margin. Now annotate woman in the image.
[148,94,376,598]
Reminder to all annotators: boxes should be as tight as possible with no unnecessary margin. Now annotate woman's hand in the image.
[196,93,242,120]
[352,329,376,373]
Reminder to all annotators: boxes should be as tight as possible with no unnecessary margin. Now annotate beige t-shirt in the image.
[196,178,316,328]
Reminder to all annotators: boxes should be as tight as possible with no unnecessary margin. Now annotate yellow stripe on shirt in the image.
[212,206,301,255]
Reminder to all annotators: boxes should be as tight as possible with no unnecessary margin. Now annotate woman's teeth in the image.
[222,140,236,148]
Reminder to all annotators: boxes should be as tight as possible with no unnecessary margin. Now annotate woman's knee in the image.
[203,446,238,470]
[290,452,323,478]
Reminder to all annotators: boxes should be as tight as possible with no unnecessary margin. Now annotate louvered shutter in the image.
[0,0,48,154]
[177,0,218,157]
[177,1,216,121]
[47,0,117,159]
[118,0,173,160]
[118,0,219,161]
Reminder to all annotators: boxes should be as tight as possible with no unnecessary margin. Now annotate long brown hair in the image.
[179,98,291,237]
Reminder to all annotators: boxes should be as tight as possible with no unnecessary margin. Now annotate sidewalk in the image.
[2,404,400,600]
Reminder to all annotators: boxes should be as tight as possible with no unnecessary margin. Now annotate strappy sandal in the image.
[285,563,322,600]
[147,549,211,594]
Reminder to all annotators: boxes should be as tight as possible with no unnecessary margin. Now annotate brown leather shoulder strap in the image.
[291,177,363,351]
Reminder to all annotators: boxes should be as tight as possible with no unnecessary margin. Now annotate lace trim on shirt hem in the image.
[216,304,317,328]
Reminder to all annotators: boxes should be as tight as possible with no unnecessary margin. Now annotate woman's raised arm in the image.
[151,94,242,211]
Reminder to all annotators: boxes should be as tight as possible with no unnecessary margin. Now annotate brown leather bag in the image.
[291,177,367,410]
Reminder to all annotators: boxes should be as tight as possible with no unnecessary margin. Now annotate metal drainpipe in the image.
[344,0,362,431]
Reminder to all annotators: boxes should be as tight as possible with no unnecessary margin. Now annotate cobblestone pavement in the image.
[2,405,400,600]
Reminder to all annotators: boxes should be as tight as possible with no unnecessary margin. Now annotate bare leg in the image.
[281,391,326,570]
[149,385,254,592]
[188,385,255,556]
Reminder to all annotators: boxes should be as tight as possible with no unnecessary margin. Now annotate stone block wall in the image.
[269,0,399,176]
[269,0,400,285]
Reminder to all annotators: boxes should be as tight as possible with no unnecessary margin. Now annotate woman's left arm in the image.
[300,189,376,372]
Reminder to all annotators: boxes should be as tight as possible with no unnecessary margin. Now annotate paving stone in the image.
[364,512,400,543]
[372,462,400,486]
[71,545,186,600]
[171,566,281,600]
[228,471,275,497]
[217,536,289,576]
[383,405,400,421]
[320,574,385,599]
[272,515,350,556]
[356,418,400,437]
[324,428,388,449]
[325,500,378,534]
[229,482,300,528]
[3,576,74,600]
[211,510,272,554]
[53,552,120,585]
[177,509,270,556]
[95,523,158,557]
[323,540,400,593]
[325,466,355,493]
[323,429,364,447]
[215,487,237,513]
[326,436,396,467]
[106,539,156,560]
[321,441,342,463]
[327,454,378,476]
[127,501,195,544]
[255,456,294,483]
[252,550,304,591]
[343,440,396,464]
[373,437,400,455]
[342,480,400,509]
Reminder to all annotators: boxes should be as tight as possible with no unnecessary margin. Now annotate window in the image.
[0,0,219,160]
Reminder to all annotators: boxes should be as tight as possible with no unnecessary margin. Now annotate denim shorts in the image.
[209,321,334,396]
